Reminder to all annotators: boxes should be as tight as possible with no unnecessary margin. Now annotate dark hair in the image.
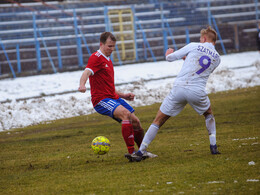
[100,32,116,44]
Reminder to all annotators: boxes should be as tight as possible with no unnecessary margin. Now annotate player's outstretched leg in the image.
[129,123,160,162]
[205,114,220,154]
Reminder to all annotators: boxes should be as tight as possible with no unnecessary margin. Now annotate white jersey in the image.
[166,42,221,92]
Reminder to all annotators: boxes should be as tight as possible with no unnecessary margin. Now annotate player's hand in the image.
[182,56,186,60]
[78,86,87,93]
[124,93,135,101]
[165,48,174,57]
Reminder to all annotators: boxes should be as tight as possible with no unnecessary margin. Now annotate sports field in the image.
[0,86,259,194]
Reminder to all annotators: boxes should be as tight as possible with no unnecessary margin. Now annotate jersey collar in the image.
[97,50,110,61]
[204,42,215,49]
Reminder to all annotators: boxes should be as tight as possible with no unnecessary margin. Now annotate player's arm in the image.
[116,90,135,101]
[165,48,174,56]
[166,43,196,62]
[78,69,92,93]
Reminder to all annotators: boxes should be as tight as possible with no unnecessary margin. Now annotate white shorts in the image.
[160,86,210,116]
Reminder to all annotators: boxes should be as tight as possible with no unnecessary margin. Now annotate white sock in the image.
[139,123,159,153]
[205,114,216,145]
[209,134,216,146]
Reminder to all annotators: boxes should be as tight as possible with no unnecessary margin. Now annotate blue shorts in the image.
[94,98,135,122]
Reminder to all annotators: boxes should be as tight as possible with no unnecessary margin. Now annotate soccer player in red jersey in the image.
[78,32,157,161]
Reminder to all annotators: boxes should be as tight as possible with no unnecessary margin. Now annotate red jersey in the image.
[86,50,119,106]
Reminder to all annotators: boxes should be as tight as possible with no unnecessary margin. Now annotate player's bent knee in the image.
[204,106,213,117]
[121,109,131,121]
[114,106,132,121]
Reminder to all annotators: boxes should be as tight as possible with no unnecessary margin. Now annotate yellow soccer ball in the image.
[91,136,111,155]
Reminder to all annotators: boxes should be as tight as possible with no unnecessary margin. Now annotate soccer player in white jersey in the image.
[131,26,221,162]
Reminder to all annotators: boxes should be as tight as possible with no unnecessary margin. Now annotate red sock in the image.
[134,128,144,148]
[122,120,135,154]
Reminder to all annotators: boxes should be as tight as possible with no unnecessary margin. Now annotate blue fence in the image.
[0,0,259,78]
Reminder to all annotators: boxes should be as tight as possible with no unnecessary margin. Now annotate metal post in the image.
[0,39,16,78]
[16,44,21,73]
[144,44,147,60]
[233,24,239,51]
[207,1,212,26]
[255,0,259,30]
[109,23,122,66]
[135,17,156,61]
[164,17,178,50]
[37,29,57,73]
[33,12,41,72]
[161,3,168,54]
[185,28,190,44]
[104,6,110,32]
[78,28,92,55]
[104,6,114,62]
[211,16,227,55]
[73,9,83,67]
[57,41,62,70]
[131,5,139,61]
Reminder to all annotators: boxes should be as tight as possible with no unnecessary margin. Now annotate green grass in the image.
[0,86,259,195]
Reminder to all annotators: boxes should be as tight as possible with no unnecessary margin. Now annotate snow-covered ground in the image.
[0,51,259,131]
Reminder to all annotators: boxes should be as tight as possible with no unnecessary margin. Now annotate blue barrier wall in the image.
[0,0,259,78]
